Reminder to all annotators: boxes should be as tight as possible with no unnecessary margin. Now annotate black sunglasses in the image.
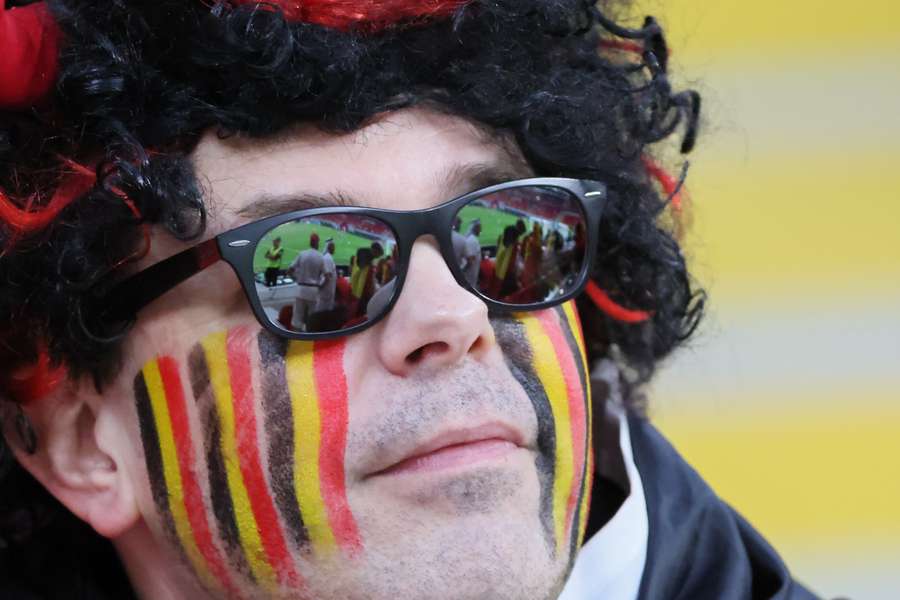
[104,177,606,339]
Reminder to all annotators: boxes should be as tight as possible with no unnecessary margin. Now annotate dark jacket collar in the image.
[620,415,820,600]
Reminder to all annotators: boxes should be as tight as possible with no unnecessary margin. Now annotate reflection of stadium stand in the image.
[254,270,364,332]
[255,275,301,323]
[307,215,391,242]
[484,188,579,223]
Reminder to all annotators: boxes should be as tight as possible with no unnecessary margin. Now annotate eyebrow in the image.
[236,190,357,220]
[235,157,534,221]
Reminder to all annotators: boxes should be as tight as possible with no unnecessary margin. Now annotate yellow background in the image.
[638,1,900,597]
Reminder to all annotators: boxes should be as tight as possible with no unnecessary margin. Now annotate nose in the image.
[373,238,495,376]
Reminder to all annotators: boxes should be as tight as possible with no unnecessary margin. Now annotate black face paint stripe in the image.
[188,344,255,582]
[494,316,557,553]
[258,330,311,551]
[134,371,178,544]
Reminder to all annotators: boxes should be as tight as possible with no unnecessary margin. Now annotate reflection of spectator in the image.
[493,225,520,298]
[289,232,324,331]
[520,222,543,291]
[546,229,563,252]
[376,244,398,285]
[574,221,586,263]
[307,239,348,332]
[451,216,467,270]
[263,237,284,287]
[316,239,337,312]
[371,241,392,285]
[462,219,482,286]
[515,218,527,239]
[350,247,376,316]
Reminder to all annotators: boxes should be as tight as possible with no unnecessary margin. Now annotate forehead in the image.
[191,108,529,230]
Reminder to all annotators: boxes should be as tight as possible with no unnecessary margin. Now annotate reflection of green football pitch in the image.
[253,222,382,273]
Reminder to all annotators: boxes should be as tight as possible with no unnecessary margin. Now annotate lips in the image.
[363,422,528,478]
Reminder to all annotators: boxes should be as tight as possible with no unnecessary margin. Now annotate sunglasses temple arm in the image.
[101,238,223,321]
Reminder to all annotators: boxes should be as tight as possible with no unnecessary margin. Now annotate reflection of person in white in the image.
[463,219,482,286]
[316,239,337,313]
[289,232,324,331]
[451,216,467,269]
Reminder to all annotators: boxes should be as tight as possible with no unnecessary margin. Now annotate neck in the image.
[114,519,213,600]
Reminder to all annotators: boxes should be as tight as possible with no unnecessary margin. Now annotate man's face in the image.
[111,109,592,599]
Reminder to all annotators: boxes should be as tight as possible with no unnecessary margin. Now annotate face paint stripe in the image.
[558,303,589,414]
[157,356,242,596]
[202,332,278,588]
[504,316,558,553]
[142,359,220,594]
[285,340,338,555]
[561,301,589,368]
[559,303,592,453]
[312,340,363,556]
[536,309,587,547]
[258,332,311,551]
[188,345,255,583]
[134,373,178,544]
[225,327,301,587]
[577,445,595,544]
[556,304,591,534]
[520,312,575,556]
[559,302,594,550]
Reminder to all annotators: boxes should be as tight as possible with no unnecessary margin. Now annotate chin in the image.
[303,471,571,600]
[303,521,571,600]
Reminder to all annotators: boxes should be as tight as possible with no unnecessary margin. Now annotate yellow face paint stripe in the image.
[202,332,277,587]
[577,447,594,545]
[519,313,575,555]
[286,340,337,554]
[142,359,213,589]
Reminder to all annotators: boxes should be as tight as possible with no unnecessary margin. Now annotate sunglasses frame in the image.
[104,177,606,340]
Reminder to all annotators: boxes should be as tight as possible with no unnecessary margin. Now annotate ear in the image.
[7,385,140,539]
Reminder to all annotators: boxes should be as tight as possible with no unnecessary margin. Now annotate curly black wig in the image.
[1,0,703,394]
[0,0,704,585]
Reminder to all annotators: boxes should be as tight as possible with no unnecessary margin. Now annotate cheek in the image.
[133,326,363,597]
[502,302,592,555]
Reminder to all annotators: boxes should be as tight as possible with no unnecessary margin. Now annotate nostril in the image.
[407,347,423,363]
[467,334,487,356]
[405,341,450,365]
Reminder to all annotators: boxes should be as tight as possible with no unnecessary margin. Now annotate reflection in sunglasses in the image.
[254,214,398,334]
[252,184,588,335]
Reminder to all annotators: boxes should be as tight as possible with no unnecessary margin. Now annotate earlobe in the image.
[6,389,141,539]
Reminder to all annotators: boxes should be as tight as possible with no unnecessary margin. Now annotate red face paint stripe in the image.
[313,339,363,556]
[225,327,302,587]
[534,311,587,539]
[156,356,240,597]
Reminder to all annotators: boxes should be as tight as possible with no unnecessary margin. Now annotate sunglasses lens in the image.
[252,214,399,334]
[453,185,587,305]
